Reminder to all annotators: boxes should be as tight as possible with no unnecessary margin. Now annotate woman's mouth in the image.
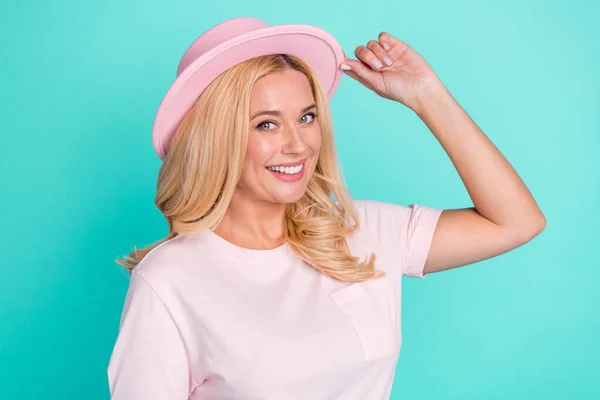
[265,160,306,182]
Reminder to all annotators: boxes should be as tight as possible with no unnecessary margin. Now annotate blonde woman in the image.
[107,17,545,399]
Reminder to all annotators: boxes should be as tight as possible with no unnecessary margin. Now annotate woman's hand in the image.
[340,31,445,113]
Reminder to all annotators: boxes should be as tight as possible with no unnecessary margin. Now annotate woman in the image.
[107,17,545,399]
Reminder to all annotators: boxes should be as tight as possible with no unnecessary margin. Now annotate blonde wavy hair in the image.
[116,54,383,283]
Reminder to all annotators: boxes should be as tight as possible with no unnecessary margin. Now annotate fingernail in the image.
[383,42,390,51]
[383,56,393,66]
[340,64,351,70]
[372,59,383,69]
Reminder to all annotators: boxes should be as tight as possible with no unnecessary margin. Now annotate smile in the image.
[265,160,307,183]
[266,163,304,175]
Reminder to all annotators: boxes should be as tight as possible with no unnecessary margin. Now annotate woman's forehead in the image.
[250,70,314,110]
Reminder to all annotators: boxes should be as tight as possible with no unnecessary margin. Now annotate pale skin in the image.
[215,31,546,275]
[213,70,321,249]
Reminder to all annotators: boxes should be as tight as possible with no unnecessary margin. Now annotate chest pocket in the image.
[329,275,401,362]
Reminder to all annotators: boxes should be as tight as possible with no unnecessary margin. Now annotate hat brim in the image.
[152,24,346,160]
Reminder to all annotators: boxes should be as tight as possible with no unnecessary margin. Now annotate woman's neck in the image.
[213,192,287,250]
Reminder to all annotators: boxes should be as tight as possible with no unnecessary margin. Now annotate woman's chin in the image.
[269,187,308,204]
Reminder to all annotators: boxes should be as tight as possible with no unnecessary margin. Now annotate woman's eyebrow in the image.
[251,103,316,120]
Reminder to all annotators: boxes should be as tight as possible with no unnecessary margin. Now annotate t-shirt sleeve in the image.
[107,271,191,399]
[354,200,443,279]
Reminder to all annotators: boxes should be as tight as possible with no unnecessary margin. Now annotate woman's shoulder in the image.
[131,233,216,288]
[346,199,443,278]
[351,198,418,222]
[349,199,443,238]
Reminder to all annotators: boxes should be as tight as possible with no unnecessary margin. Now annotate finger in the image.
[354,45,385,71]
[378,31,409,55]
[366,39,394,68]
[339,58,379,89]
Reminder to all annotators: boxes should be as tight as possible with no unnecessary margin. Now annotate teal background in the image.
[1,0,598,398]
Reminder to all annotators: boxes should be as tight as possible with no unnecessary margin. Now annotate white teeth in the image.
[268,163,304,175]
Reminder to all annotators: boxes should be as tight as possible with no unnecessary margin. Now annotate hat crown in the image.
[176,17,269,76]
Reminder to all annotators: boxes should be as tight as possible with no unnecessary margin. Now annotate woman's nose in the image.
[282,127,307,155]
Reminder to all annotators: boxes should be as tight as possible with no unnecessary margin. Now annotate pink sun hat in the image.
[151,16,347,160]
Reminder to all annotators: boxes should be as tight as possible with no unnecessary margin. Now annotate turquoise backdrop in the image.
[1,0,598,399]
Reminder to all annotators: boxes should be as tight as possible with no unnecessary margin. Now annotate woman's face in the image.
[236,69,321,205]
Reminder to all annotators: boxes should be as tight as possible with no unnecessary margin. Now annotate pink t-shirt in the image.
[107,200,443,399]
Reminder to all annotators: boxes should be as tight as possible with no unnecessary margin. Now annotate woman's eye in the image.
[300,112,317,124]
[257,121,275,131]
